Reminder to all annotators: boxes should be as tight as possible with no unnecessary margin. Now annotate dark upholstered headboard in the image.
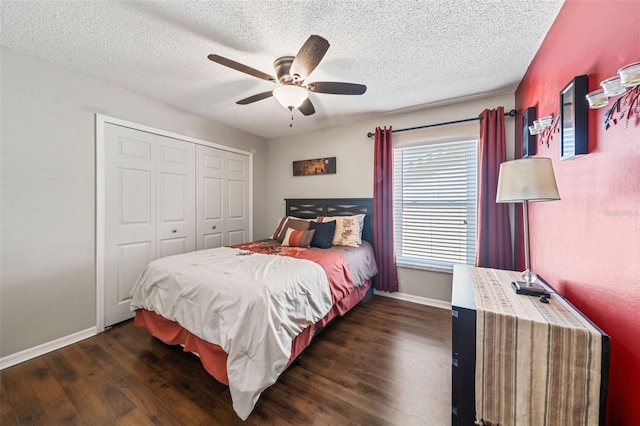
[285,198,374,246]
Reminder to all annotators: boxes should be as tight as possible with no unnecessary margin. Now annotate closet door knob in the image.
[212,225,217,229]
[171,229,177,233]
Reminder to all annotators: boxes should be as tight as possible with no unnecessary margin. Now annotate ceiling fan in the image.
[208,35,367,117]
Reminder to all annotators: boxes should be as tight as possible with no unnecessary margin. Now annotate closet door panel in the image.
[227,179,246,219]
[157,138,196,257]
[203,177,223,220]
[105,124,157,326]
[120,169,152,225]
[203,233,223,249]
[224,151,250,245]
[227,229,246,246]
[158,237,189,258]
[196,145,225,250]
[117,242,153,303]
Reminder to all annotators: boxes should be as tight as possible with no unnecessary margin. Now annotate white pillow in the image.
[317,214,365,247]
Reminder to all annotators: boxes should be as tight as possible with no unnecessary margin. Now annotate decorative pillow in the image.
[272,216,289,240]
[317,214,365,247]
[309,220,336,249]
[281,228,315,248]
[272,217,311,242]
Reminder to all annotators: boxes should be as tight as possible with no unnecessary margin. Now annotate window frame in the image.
[393,138,479,273]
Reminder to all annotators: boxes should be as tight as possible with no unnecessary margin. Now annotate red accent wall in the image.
[515,1,640,424]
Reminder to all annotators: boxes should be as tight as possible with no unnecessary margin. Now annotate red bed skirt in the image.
[133,280,372,386]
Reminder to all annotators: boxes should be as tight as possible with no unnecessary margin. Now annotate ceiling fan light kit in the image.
[273,85,309,110]
[208,35,366,124]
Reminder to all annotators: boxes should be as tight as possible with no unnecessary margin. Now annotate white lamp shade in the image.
[273,85,309,109]
[496,157,560,203]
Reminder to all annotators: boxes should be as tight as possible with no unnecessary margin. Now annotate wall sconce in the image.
[537,115,554,128]
[585,89,608,109]
[601,76,626,97]
[529,114,554,135]
[528,123,542,135]
[586,61,640,109]
[619,61,640,87]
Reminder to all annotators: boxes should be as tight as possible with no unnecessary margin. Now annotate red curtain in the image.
[373,127,399,292]
[476,107,513,270]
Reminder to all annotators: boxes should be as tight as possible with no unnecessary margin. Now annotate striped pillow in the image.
[281,228,315,248]
[272,216,311,242]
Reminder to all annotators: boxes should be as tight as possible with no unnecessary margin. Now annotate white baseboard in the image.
[0,327,97,370]
[373,290,452,310]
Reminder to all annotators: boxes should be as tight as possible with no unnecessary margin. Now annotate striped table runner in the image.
[465,266,603,426]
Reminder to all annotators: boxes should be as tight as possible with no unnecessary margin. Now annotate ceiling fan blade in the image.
[236,90,274,105]
[307,81,367,95]
[290,35,330,80]
[298,98,315,116]
[208,54,276,82]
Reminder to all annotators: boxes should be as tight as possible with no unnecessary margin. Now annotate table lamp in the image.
[496,158,560,295]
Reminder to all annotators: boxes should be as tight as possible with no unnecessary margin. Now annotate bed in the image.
[130,198,378,420]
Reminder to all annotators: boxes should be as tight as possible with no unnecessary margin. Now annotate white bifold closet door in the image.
[104,124,250,327]
[104,124,195,326]
[196,145,250,249]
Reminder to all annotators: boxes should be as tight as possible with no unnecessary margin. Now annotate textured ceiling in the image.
[1,1,564,139]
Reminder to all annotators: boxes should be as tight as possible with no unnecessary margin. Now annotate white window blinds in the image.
[393,140,478,271]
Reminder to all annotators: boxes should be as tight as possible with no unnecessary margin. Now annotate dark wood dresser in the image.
[451,265,477,425]
[451,265,610,426]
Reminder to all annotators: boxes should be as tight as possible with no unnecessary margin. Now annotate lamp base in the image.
[511,281,549,297]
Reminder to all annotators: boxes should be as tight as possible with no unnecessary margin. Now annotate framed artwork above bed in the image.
[292,157,336,176]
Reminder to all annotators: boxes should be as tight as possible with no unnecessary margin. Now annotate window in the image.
[393,139,478,271]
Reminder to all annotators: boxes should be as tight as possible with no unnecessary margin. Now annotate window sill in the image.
[396,263,453,274]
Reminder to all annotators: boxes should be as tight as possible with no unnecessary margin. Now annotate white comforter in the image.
[129,247,333,420]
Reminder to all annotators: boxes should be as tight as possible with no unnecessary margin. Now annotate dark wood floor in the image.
[1,296,452,425]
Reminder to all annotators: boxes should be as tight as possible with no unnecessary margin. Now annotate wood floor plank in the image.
[100,330,240,425]
[46,350,82,385]
[0,376,18,424]
[87,333,217,425]
[29,399,81,425]
[19,356,67,410]
[118,407,164,426]
[1,363,46,424]
[1,296,452,425]
[61,376,117,425]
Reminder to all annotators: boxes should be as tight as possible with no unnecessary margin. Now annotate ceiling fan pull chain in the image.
[290,107,294,127]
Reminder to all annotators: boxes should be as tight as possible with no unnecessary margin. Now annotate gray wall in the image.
[0,47,268,357]
[267,94,516,303]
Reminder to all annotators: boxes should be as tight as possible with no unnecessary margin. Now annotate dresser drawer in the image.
[451,306,476,426]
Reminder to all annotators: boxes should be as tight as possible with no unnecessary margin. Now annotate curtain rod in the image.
[366,109,517,138]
